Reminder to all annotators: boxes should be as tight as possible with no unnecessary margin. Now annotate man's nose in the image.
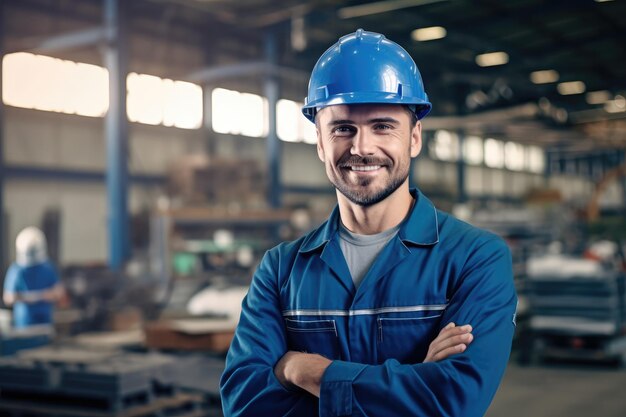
[350,130,376,156]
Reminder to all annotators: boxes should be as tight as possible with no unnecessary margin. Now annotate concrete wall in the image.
[2,104,206,265]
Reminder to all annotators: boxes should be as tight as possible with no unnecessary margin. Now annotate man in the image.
[220,29,517,417]
[3,227,64,329]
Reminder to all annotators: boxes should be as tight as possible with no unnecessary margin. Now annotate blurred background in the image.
[0,0,625,416]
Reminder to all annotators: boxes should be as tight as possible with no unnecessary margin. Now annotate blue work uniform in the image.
[221,189,517,417]
[3,261,59,328]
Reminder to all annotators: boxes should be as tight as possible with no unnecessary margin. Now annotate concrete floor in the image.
[486,362,626,417]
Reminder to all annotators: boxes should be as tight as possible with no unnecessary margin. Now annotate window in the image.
[504,142,525,171]
[463,136,483,165]
[277,99,317,144]
[526,146,545,174]
[277,99,299,142]
[211,88,267,137]
[484,138,504,168]
[430,130,459,161]
[127,72,202,129]
[2,52,108,117]
[2,53,203,129]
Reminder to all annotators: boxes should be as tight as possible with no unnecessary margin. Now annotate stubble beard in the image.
[329,158,410,207]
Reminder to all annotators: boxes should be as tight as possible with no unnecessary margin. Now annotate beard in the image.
[329,154,410,207]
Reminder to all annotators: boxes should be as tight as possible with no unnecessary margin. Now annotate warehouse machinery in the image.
[518,253,626,366]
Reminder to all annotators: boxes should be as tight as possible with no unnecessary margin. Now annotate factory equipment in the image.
[518,251,626,366]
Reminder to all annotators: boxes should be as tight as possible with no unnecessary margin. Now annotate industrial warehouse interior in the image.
[1,0,625,416]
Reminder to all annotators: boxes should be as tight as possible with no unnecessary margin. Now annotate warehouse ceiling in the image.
[4,0,626,154]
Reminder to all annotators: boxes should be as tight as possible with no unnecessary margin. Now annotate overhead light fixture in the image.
[338,0,448,19]
[475,52,509,67]
[411,26,447,41]
[530,70,559,84]
[594,0,614,3]
[586,90,611,104]
[557,81,586,95]
[604,95,626,113]
[290,15,307,51]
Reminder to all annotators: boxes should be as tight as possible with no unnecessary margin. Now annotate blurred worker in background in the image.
[3,227,64,329]
[221,29,517,417]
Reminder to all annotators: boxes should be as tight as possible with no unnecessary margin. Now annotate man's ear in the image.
[410,121,423,158]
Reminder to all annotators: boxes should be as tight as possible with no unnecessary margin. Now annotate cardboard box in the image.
[168,156,266,206]
[144,318,236,352]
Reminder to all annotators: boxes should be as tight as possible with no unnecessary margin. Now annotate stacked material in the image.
[520,254,626,364]
[144,318,236,352]
[168,155,266,207]
[0,325,53,356]
[0,346,214,416]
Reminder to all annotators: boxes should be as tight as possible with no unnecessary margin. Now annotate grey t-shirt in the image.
[338,223,401,289]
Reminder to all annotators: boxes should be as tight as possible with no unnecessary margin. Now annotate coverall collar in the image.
[299,188,439,254]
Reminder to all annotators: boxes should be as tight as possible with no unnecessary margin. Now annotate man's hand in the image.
[274,351,331,398]
[274,322,472,397]
[424,322,473,363]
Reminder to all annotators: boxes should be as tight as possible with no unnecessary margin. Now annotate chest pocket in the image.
[377,313,443,363]
[285,318,340,359]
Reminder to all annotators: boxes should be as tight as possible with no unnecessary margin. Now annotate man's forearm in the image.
[274,351,332,397]
[274,322,473,397]
[6,288,57,304]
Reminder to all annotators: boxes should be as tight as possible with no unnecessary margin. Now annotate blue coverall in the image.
[3,261,59,328]
[221,189,518,417]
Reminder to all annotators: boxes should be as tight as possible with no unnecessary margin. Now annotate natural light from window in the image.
[2,52,108,117]
[430,130,459,161]
[526,146,545,174]
[277,99,317,144]
[463,136,483,165]
[3,53,202,129]
[484,138,505,168]
[504,141,525,171]
[127,72,202,129]
[211,88,267,137]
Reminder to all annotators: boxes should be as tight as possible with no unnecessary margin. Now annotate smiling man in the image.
[220,29,517,417]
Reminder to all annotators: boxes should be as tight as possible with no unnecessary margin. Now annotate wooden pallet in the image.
[0,392,212,417]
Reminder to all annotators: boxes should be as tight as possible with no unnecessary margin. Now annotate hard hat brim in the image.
[302,92,432,122]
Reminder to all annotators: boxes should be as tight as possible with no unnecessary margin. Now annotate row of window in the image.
[210,88,316,143]
[429,130,545,173]
[1,52,315,141]
[2,52,545,173]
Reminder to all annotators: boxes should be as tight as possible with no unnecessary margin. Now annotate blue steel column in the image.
[456,130,466,203]
[617,150,626,214]
[544,150,552,186]
[264,32,281,208]
[104,0,130,270]
[0,0,5,271]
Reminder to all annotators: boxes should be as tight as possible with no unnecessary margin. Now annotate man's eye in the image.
[374,124,392,130]
[333,126,355,134]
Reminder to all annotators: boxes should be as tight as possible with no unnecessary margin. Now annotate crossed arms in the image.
[220,237,517,417]
[3,283,64,306]
[274,322,474,397]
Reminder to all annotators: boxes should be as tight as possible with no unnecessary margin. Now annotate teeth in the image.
[351,165,381,172]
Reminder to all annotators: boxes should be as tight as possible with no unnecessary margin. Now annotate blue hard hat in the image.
[302,29,432,123]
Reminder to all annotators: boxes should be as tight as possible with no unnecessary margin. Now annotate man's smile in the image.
[348,165,383,172]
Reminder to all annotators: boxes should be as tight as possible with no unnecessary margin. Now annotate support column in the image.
[264,31,281,208]
[456,130,466,203]
[203,83,216,157]
[544,150,551,187]
[104,0,130,270]
[0,0,6,272]
[617,150,626,219]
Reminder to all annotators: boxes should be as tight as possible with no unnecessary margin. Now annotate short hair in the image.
[403,105,420,129]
